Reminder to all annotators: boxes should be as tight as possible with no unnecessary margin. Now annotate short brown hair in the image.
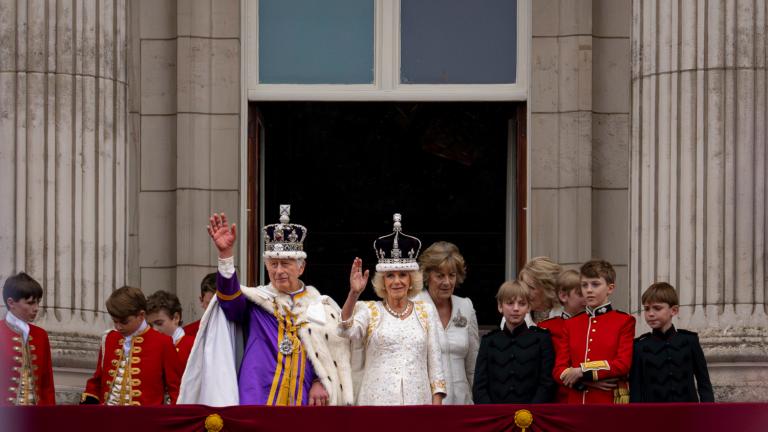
[146,290,183,323]
[106,286,147,319]
[3,272,43,307]
[641,282,679,307]
[200,272,217,295]
[557,269,581,297]
[580,260,616,285]
[418,241,467,285]
[496,280,532,304]
[518,257,561,310]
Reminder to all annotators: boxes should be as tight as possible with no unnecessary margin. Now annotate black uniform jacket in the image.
[473,323,555,404]
[629,326,715,402]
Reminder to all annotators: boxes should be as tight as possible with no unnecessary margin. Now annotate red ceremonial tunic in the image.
[537,316,569,403]
[553,305,635,404]
[182,320,200,340]
[174,333,194,372]
[0,320,55,405]
[83,326,181,406]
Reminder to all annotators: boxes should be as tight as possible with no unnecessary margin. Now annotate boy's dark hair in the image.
[641,282,680,307]
[580,260,616,285]
[201,272,217,295]
[106,286,147,319]
[146,290,183,323]
[3,272,43,307]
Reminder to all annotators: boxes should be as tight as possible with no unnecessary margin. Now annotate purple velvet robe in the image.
[217,272,317,405]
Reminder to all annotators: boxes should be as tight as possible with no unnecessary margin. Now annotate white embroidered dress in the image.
[414,292,480,404]
[339,300,446,405]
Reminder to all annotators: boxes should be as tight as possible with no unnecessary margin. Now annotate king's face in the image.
[265,258,305,293]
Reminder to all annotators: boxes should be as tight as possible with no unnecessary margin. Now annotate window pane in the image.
[401,0,517,84]
[259,0,374,84]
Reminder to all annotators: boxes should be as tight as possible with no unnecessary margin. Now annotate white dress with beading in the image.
[338,300,446,405]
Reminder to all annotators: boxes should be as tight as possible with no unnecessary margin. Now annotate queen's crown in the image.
[373,213,421,272]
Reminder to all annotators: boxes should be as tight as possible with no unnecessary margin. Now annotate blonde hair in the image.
[496,279,532,304]
[518,256,561,310]
[371,271,424,299]
[418,241,467,286]
[557,269,581,297]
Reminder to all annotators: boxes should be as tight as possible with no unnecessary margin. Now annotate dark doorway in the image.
[250,102,524,326]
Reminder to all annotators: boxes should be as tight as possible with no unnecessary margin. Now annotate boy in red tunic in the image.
[538,269,585,402]
[181,273,216,340]
[146,290,194,370]
[1,272,55,405]
[81,286,181,406]
[553,260,635,404]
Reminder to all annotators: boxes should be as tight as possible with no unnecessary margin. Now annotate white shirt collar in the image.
[123,320,149,355]
[5,311,30,342]
[172,326,185,345]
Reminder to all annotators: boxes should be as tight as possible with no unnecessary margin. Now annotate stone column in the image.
[631,0,767,401]
[0,0,128,403]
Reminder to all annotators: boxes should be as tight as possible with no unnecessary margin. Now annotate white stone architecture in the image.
[0,0,764,403]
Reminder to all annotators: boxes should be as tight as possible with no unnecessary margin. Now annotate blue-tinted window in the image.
[259,0,374,84]
[401,0,517,84]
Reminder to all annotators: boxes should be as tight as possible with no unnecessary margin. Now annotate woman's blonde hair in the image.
[371,270,424,299]
[518,256,561,311]
[418,241,467,285]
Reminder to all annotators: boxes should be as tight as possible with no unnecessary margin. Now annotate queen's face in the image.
[384,271,411,302]
[427,263,457,302]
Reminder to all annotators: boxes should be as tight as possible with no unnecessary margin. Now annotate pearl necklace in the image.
[383,300,412,319]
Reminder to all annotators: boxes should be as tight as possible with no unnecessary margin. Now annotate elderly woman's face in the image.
[427,263,457,302]
[384,271,411,302]
[521,273,545,312]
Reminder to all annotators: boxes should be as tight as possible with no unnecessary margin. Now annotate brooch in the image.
[279,338,294,355]
[452,311,468,328]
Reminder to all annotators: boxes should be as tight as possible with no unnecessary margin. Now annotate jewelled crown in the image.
[263,205,307,259]
[373,213,422,272]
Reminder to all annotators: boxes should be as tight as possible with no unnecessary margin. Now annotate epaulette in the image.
[677,329,698,336]
[635,332,652,341]
[529,326,549,334]
[538,316,560,324]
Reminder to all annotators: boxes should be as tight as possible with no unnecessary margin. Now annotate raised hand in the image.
[207,213,237,258]
[349,257,369,297]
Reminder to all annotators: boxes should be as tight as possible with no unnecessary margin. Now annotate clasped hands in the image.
[562,367,618,391]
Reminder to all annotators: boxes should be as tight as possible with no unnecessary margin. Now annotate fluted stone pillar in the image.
[0,0,127,403]
[631,0,768,401]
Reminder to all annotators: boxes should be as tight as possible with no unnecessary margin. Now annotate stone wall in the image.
[129,0,240,319]
[530,0,632,311]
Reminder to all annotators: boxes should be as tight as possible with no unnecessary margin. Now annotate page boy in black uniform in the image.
[473,280,555,404]
[630,282,715,402]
